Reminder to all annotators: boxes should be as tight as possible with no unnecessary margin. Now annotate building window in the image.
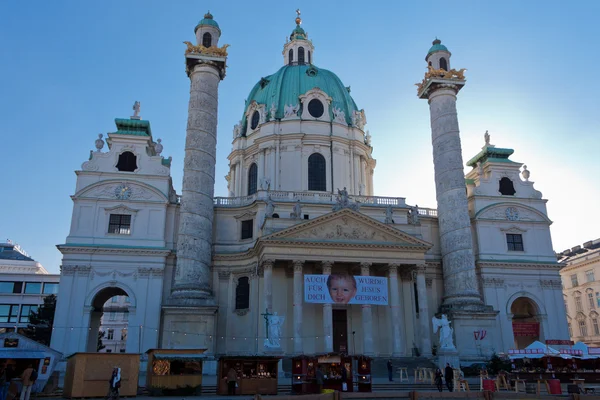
[576,296,583,312]
[568,323,573,337]
[288,49,293,65]
[106,349,112,353]
[121,329,128,341]
[506,234,524,251]
[116,151,137,172]
[119,349,126,353]
[298,47,305,64]
[24,282,41,294]
[439,57,448,71]
[202,32,212,47]
[308,153,326,191]
[589,292,595,309]
[247,163,258,195]
[308,50,311,64]
[241,219,253,240]
[579,320,588,337]
[250,111,260,130]
[107,329,114,340]
[594,319,600,336]
[499,177,516,196]
[235,277,250,310]
[125,296,130,304]
[307,99,324,118]
[564,298,569,315]
[111,297,118,303]
[19,305,38,323]
[587,270,595,283]
[109,312,116,321]
[42,283,58,294]
[571,274,579,288]
[0,282,23,294]
[108,214,132,235]
[0,305,19,323]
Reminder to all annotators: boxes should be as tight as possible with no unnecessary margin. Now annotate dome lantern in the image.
[282,9,314,66]
[425,38,451,71]
[195,11,221,48]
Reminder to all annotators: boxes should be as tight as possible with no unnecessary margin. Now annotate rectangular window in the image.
[42,283,59,294]
[589,292,595,309]
[108,214,132,235]
[119,349,126,353]
[111,297,118,303]
[576,297,583,312]
[596,292,600,307]
[579,320,588,337]
[568,323,573,337]
[121,329,127,341]
[0,282,23,294]
[109,312,116,321]
[506,234,524,251]
[125,296,130,303]
[19,305,37,323]
[107,329,114,340]
[587,270,596,283]
[24,282,41,294]
[241,220,253,240]
[594,319,600,336]
[571,274,579,288]
[106,349,112,353]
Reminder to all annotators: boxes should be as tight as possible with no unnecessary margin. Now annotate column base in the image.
[448,309,499,361]
[167,287,215,306]
[161,305,217,352]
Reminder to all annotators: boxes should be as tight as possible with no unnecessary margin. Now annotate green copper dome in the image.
[194,12,220,34]
[241,64,359,132]
[427,39,449,57]
[291,24,307,40]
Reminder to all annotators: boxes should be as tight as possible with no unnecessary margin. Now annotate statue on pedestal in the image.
[291,200,302,220]
[432,314,456,351]
[263,311,284,349]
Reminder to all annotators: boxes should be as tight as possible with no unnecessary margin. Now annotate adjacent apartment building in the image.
[560,238,600,346]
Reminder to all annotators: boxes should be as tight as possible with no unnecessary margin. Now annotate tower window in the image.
[250,111,260,130]
[116,151,137,172]
[235,277,250,310]
[247,163,258,195]
[506,233,524,251]
[308,50,311,64]
[108,214,132,235]
[272,213,279,218]
[288,49,294,65]
[202,32,212,47]
[308,153,326,191]
[499,177,516,196]
[298,47,305,64]
[307,99,324,118]
[241,219,253,240]
[439,57,448,71]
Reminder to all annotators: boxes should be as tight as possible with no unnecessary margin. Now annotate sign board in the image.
[560,349,583,355]
[304,274,388,305]
[318,356,341,364]
[508,349,545,355]
[546,340,574,345]
[588,348,600,355]
[512,322,540,337]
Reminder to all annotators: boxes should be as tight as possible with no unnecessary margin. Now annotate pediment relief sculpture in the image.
[476,204,550,223]
[77,181,167,203]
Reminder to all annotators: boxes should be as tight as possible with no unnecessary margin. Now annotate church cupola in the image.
[282,10,314,65]
[194,11,221,48]
[425,38,451,71]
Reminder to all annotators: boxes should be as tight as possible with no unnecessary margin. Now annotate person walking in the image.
[226,367,237,396]
[106,367,121,400]
[387,359,394,382]
[434,368,444,392]
[444,363,454,392]
[341,365,348,392]
[315,367,324,393]
[19,365,34,400]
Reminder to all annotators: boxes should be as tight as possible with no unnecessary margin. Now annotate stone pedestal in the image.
[437,348,461,372]
[161,306,217,353]
[450,310,499,361]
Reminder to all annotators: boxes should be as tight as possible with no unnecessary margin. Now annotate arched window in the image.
[288,49,294,65]
[202,32,212,47]
[298,47,305,64]
[308,153,326,191]
[308,50,311,64]
[272,213,279,218]
[247,163,258,195]
[499,177,516,196]
[116,151,137,172]
[439,57,448,71]
[235,277,250,310]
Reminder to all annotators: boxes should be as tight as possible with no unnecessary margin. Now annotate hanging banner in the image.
[304,274,388,305]
[512,322,540,337]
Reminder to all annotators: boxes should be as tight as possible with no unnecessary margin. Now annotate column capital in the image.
[360,262,372,276]
[321,261,333,275]
[292,260,304,273]
[415,264,427,274]
[261,259,275,270]
[387,263,400,275]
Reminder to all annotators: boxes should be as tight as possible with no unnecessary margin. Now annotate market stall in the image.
[291,354,353,393]
[217,356,279,395]
[146,349,206,394]
[355,356,371,392]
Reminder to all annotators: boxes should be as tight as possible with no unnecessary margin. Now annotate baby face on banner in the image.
[327,274,357,304]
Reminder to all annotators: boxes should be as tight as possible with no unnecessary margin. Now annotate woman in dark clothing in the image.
[434,368,444,392]
[341,366,348,391]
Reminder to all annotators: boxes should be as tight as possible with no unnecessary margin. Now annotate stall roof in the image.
[0,350,47,359]
[509,341,572,359]
[154,353,208,361]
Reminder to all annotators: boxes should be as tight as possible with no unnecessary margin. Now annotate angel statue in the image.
[264,312,285,349]
[432,314,456,350]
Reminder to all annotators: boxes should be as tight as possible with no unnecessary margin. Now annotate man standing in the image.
[226,367,237,396]
[444,363,454,392]
[387,359,394,382]
[19,364,34,400]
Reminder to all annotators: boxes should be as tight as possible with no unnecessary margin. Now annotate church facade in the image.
[50,12,568,366]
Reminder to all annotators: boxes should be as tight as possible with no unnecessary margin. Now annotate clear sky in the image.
[1,1,598,274]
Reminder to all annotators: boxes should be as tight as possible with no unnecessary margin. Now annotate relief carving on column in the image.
[293,260,304,273]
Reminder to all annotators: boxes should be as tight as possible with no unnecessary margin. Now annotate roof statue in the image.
[484,130,491,146]
[131,101,141,120]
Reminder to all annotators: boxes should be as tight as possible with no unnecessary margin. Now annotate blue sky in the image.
[1,1,598,273]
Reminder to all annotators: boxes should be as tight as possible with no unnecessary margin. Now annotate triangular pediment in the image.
[262,208,432,249]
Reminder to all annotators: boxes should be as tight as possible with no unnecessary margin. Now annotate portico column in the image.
[360,262,374,355]
[322,261,334,353]
[415,265,432,356]
[293,260,304,354]
[388,264,404,356]
[263,259,274,313]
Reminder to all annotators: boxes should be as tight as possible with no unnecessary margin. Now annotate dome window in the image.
[298,47,305,64]
[308,153,326,191]
[440,57,448,71]
[250,111,260,130]
[202,32,212,47]
[306,66,318,77]
[307,99,324,118]
[288,49,294,65]
[248,163,258,195]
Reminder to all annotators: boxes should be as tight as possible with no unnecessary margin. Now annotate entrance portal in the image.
[511,296,541,349]
[87,287,130,353]
[333,309,348,353]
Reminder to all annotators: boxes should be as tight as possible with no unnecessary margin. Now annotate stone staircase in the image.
[371,357,439,379]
